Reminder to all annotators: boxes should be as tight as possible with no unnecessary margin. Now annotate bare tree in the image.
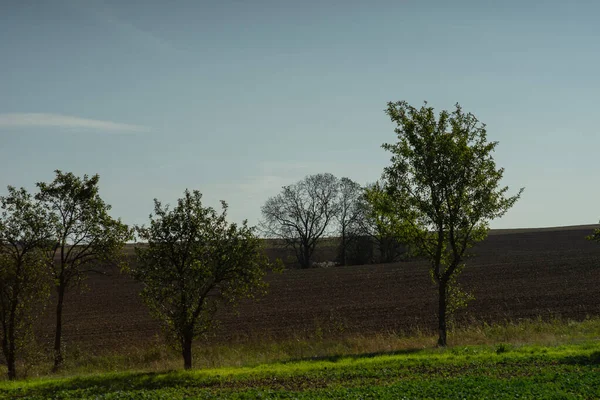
[261,173,339,268]
[359,182,409,263]
[335,177,364,266]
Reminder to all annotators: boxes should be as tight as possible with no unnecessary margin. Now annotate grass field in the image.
[17,317,600,378]
[3,318,600,398]
[2,340,598,399]
[6,225,597,397]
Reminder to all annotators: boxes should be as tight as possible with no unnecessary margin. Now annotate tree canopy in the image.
[36,170,132,368]
[132,189,273,369]
[381,101,523,346]
[0,187,53,379]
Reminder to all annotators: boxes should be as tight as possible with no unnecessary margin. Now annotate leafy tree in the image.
[261,173,339,268]
[381,101,523,346]
[131,190,272,370]
[0,187,52,380]
[36,171,132,369]
[587,227,600,243]
[360,182,409,263]
[335,177,364,266]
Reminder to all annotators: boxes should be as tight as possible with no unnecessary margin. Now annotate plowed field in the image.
[38,225,600,353]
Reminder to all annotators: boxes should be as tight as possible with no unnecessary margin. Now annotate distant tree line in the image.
[260,174,409,268]
[1,100,530,379]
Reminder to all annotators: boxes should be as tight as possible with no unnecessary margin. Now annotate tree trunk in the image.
[182,334,193,370]
[6,297,18,380]
[301,244,311,269]
[1,334,8,377]
[2,328,16,380]
[437,279,448,347]
[341,228,347,266]
[379,237,388,263]
[53,285,65,370]
[6,348,16,380]
[8,317,16,380]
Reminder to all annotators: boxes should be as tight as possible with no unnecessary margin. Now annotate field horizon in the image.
[1,223,599,397]
[29,224,599,352]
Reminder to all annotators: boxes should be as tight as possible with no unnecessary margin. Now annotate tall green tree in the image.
[36,171,132,369]
[381,101,523,346]
[131,190,273,370]
[0,187,52,380]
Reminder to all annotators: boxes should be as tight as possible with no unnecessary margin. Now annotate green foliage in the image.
[36,170,133,287]
[380,101,523,345]
[0,316,599,379]
[131,189,272,369]
[35,170,132,367]
[587,227,600,242]
[381,101,523,278]
[0,187,53,379]
[441,264,475,320]
[495,343,510,354]
[2,342,599,399]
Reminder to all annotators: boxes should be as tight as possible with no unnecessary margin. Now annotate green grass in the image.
[16,316,600,379]
[1,315,598,385]
[3,317,600,398]
[1,341,599,399]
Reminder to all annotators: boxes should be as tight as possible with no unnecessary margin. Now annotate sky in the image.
[1,0,598,230]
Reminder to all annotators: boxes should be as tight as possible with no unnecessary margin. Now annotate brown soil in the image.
[37,225,600,353]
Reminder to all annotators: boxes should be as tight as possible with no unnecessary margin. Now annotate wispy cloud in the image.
[0,113,148,133]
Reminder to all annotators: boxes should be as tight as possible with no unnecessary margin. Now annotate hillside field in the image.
[35,225,600,354]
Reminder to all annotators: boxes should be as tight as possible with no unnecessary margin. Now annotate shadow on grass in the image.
[1,348,426,397]
[0,370,229,398]
[559,351,600,366]
[281,347,424,364]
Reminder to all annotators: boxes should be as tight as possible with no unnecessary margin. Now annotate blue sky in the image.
[1,0,598,229]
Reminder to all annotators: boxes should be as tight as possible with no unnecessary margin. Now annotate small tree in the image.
[131,190,272,370]
[36,170,132,369]
[0,187,52,380]
[381,101,523,346]
[261,173,339,268]
[587,227,600,242]
[336,177,364,266]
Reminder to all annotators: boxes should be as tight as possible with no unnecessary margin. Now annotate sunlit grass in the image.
[7,316,600,381]
[1,341,599,399]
